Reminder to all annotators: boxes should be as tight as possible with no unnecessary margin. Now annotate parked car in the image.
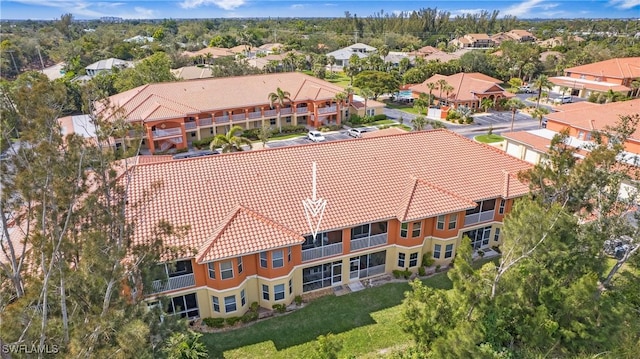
[172,150,219,160]
[553,95,572,104]
[347,128,368,138]
[519,85,533,93]
[307,130,326,142]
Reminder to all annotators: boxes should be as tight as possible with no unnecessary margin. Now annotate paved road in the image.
[266,127,378,148]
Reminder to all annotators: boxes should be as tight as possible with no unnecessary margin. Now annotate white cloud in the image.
[180,0,246,10]
[13,0,106,17]
[609,0,640,9]
[291,4,305,9]
[451,8,486,16]
[132,7,156,19]
[503,0,561,17]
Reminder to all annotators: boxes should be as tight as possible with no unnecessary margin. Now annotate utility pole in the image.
[37,46,45,72]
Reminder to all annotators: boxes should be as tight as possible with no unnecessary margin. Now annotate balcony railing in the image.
[318,106,337,114]
[152,128,182,139]
[280,107,293,115]
[302,242,343,262]
[264,109,277,117]
[148,273,195,294]
[464,210,495,226]
[232,113,246,121]
[248,111,262,119]
[350,233,388,252]
[296,107,309,114]
[198,118,212,126]
[215,115,229,124]
[184,122,197,130]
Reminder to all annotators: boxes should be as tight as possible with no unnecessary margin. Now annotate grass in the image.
[325,74,354,89]
[371,119,395,126]
[390,124,412,131]
[475,134,506,143]
[201,272,453,358]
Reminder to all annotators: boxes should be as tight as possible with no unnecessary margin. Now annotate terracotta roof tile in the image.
[396,177,477,222]
[564,57,640,79]
[410,72,508,102]
[361,127,407,138]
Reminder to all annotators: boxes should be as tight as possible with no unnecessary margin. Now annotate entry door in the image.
[349,258,359,280]
[332,262,342,285]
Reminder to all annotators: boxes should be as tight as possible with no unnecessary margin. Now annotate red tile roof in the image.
[361,127,407,138]
[549,76,630,92]
[502,131,552,153]
[410,73,508,103]
[564,57,640,79]
[124,130,531,260]
[396,177,477,222]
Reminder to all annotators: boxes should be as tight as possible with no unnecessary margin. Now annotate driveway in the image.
[266,128,377,148]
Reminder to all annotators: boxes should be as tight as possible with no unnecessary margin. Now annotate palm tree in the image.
[480,98,494,113]
[425,82,437,106]
[531,107,550,128]
[327,55,336,76]
[204,52,213,66]
[360,88,374,118]
[559,86,569,98]
[533,74,553,109]
[333,91,347,122]
[436,79,448,106]
[268,87,291,133]
[505,98,525,131]
[163,331,208,359]
[210,125,253,153]
[411,116,427,131]
[443,84,454,106]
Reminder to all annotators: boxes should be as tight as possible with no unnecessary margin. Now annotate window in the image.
[240,289,246,306]
[224,295,236,313]
[270,119,276,126]
[578,131,585,140]
[448,214,458,230]
[398,253,406,267]
[207,262,215,279]
[409,253,418,267]
[400,222,408,238]
[463,226,493,249]
[191,132,196,137]
[351,223,371,239]
[411,222,422,237]
[436,215,445,230]
[212,296,220,312]
[220,261,233,280]
[274,284,285,301]
[494,228,501,242]
[433,244,441,259]
[260,252,267,268]
[167,293,199,318]
[288,247,292,262]
[303,260,343,292]
[237,257,243,274]
[444,244,454,258]
[499,199,506,214]
[285,117,292,124]
[272,250,284,268]
[262,284,269,300]
[289,279,293,294]
[210,128,214,134]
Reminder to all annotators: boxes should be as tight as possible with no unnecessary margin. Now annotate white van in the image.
[553,95,572,104]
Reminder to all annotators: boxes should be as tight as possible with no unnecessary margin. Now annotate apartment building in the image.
[127,130,531,319]
[450,34,495,49]
[549,57,640,98]
[95,72,350,154]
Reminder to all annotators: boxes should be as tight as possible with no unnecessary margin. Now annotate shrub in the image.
[225,316,242,326]
[175,148,189,154]
[318,124,343,132]
[435,264,441,272]
[372,114,387,121]
[418,266,426,276]
[349,114,364,124]
[193,136,214,149]
[294,295,303,306]
[203,317,225,328]
[393,269,411,279]
[240,311,258,323]
[446,110,461,122]
[392,269,403,279]
[280,125,307,134]
[422,252,435,267]
[457,118,464,124]
[272,304,287,313]
[242,128,260,140]
[465,116,474,124]
[491,246,502,254]
[250,302,259,312]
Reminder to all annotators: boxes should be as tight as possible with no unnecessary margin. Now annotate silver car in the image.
[347,128,368,138]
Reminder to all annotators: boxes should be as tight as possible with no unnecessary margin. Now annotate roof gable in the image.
[396,177,477,222]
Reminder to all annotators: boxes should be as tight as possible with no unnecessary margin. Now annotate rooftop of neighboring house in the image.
[85,58,133,72]
[97,72,346,123]
[538,35,585,46]
[465,33,491,40]
[540,51,564,62]
[409,72,511,102]
[545,99,640,141]
[121,130,531,262]
[124,35,154,43]
[181,47,235,58]
[413,46,440,55]
[361,127,407,138]
[564,57,640,79]
[326,42,377,60]
[229,45,257,54]
[549,76,631,92]
[171,66,214,80]
[507,29,536,39]
[258,43,284,51]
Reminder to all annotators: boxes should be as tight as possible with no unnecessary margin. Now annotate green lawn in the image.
[390,124,412,131]
[475,134,505,143]
[326,74,354,89]
[200,272,452,358]
[371,119,395,126]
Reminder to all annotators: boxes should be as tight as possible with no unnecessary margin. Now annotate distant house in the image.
[171,66,214,80]
[490,29,536,46]
[326,43,377,68]
[124,35,154,43]
[350,95,385,117]
[450,34,494,49]
[538,35,585,48]
[181,47,235,63]
[85,58,133,77]
[549,57,640,98]
[256,43,284,56]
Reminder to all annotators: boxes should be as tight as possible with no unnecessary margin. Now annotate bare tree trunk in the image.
[60,271,69,344]
[602,243,640,288]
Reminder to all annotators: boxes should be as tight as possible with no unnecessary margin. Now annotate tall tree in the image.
[532,74,553,109]
[210,125,252,153]
[504,97,525,131]
[268,87,292,133]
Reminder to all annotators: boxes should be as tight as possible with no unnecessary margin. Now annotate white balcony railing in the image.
[318,106,337,114]
[198,118,213,126]
[302,242,343,262]
[184,122,197,130]
[464,210,495,226]
[296,107,309,114]
[152,128,182,139]
[148,273,195,294]
[264,109,277,117]
[248,111,262,119]
[232,113,246,121]
[280,107,293,115]
[350,233,388,251]
[215,115,229,124]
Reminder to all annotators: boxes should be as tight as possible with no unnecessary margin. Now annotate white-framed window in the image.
[220,261,233,280]
[237,257,243,274]
[240,289,246,306]
[434,244,441,258]
[412,221,422,237]
[272,250,284,268]
[436,215,445,230]
[274,284,285,301]
[444,244,454,258]
[270,119,276,125]
[262,284,269,300]
[448,214,457,230]
[289,279,293,294]
[398,253,406,267]
[288,247,292,262]
[260,252,268,268]
[494,228,501,242]
[207,262,215,279]
[400,222,408,238]
[212,296,220,313]
[224,295,236,313]
[351,223,371,239]
[167,293,199,318]
[499,199,506,214]
[409,253,418,267]
[578,131,585,140]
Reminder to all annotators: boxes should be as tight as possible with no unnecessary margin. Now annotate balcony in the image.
[148,273,195,294]
[184,122,197,130]
[302,242,343,262]
[280,107,293,115]
[464,210,495,226]
[215,115,230,124]
[352,264,385,279]
[248,111,262,119]
[318,106,337,115]
[264,109,277,117]
[152,128,182,139]
[350,233,388,252]
[296,107,309,114]
[198,118,213,126]
[231,113,246,121]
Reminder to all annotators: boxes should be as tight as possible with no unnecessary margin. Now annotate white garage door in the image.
[524,149,540,164]
[505,142,521,159]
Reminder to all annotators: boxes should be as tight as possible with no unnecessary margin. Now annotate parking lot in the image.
[266,127,378,148]
[472,112,533,127]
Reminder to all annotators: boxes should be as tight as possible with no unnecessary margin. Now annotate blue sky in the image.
[1,0,639,20]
